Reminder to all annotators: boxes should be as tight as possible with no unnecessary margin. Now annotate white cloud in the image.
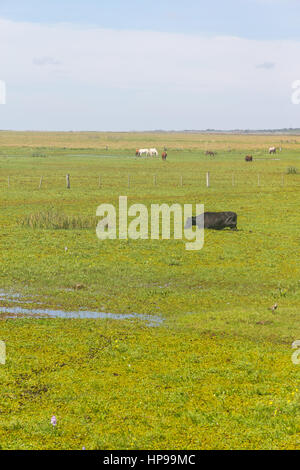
[0,18,299,130]
[33,57,61,66]
[256,62,276,69]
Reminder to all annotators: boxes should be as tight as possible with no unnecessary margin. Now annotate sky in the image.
[0,0,299,131]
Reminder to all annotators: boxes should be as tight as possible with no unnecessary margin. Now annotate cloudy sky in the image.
[0,0,299,131]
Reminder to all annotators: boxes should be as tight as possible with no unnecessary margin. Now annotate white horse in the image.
[138,148,149,157]
[269,146,276,154]
[149,148,158,157]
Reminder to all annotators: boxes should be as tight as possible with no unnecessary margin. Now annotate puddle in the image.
[0,291,44,305]
[0,292,21,299]
[0,291,163,326]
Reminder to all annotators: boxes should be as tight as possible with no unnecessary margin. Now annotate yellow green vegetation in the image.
[0,132,299,449]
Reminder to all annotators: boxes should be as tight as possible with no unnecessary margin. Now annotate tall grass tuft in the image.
[31,152,47,158]
[19,209,97,230]
[287,167,298,174]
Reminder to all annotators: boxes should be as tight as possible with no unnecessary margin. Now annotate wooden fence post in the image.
[180,175,183,187]
[7,176,10,188]
[66,174,70,189]
[258,174,260,186]
[39,176,43,189]
[206,172,210,188]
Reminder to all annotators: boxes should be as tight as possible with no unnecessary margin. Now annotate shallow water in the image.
[0,291,163,326]
[0,292,21,299]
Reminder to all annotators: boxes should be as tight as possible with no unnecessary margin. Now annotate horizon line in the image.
[0,128,300,135]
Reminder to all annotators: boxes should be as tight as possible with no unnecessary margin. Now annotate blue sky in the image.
[0,0,299,130]
[1,0,300,40]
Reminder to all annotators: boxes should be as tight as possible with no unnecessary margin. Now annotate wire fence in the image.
[0,172,299,190]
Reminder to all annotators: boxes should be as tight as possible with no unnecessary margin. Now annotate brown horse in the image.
[245,155,253,162]
[205,151,215,157]
[162,151,167,161]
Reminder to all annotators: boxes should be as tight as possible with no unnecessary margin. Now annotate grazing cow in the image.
[269,147,276,154]
[245,155,253,162]
[138,148,149,157]
[149,148,158,157]
[185,211,238,230]
[162,151,167,161]
[205,151,215,157]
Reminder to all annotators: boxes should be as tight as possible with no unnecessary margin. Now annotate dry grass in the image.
[19,209,97,230]
[0,130,300,151]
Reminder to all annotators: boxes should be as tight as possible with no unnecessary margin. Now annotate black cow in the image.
[185,211,237,230]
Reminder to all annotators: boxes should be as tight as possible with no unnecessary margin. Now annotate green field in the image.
[0,132,300,449]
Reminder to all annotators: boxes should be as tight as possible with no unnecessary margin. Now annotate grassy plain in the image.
[0,131,299,449]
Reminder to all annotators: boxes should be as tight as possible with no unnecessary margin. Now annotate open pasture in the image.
[0,132,300,449]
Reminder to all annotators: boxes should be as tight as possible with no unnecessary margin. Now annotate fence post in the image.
[206,172,210,188]
[180,175,183,187]
[39,176,43,189]
[66,174,70,189]
[128,174,130,188]
[7,176,10,188]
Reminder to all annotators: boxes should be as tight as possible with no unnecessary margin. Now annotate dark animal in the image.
[135,149,139,156]
[162,151,167,161]
[205,151,215,156]
[269,146,276,154]
[185,211,237,230]
[245,155,253,162]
